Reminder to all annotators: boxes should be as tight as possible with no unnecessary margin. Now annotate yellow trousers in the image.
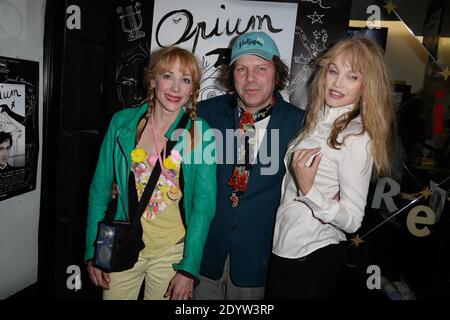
[103,242,184,300]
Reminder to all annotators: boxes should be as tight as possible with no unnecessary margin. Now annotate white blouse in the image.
[272,104,373,259]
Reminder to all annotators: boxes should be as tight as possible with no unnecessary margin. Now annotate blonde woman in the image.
[86,47,216,300]
[266,37,394,299]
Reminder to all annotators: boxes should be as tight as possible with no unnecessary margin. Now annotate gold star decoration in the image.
[439,66,450,81]
[383,0,398,15]
[351,234,365,247]
[419,186,433,200]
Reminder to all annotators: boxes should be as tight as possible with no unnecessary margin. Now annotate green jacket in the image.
[85,103,217,277]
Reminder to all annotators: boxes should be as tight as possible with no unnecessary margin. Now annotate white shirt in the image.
[237,110,271,164]
[254,116,270,162]
[272,105,373,259]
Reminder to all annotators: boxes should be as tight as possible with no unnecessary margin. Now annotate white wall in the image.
[0,0,46,299]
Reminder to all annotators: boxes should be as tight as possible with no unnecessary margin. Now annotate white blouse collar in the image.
[322,104,355,121]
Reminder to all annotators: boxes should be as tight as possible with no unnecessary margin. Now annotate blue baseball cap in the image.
[230,31,280,65]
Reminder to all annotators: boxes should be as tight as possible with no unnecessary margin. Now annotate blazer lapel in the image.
[225,95,238,129]
[117,103,148,163]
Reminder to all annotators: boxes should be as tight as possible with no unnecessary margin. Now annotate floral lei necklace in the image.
[130,112,183,220]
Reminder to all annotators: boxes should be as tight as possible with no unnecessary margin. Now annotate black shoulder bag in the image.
[93,113,190,272]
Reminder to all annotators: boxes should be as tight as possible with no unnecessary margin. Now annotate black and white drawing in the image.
[117,1,146,42]
[288,0,352,110]
[107,0,352,111]
[115,41,150,107]
[0,56,39,201]
[287,26,328,107]
[150,0,298,101]
[0,83,25,167]
[307,11,325,24]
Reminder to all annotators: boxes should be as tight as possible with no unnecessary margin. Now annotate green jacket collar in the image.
[121,103,148,133]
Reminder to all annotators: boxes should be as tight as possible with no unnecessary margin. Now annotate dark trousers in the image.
[265,243,343,300]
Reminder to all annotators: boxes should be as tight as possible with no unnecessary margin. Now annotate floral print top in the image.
[131,148,183,221]
[131,147,186,257]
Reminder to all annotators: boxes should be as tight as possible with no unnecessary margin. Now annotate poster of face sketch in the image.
[0,56,39,201]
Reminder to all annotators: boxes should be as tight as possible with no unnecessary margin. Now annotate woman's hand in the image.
[87,260,110,289]
[164,272,194,300]
[291,147,322,195]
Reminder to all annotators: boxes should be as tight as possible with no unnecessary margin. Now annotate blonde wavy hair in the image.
[292,37,394,177]
[138,46,201,143]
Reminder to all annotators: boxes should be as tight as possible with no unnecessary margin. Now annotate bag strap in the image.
[129,112,190,229]
[103,197,118,223]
